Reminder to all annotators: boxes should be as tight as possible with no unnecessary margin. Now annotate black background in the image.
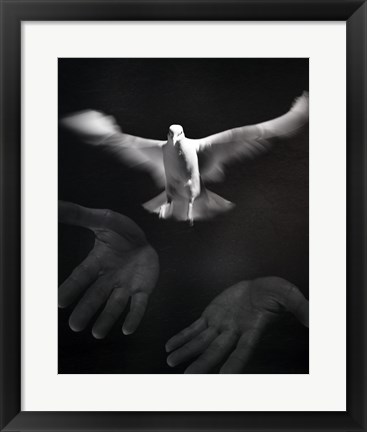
[58,58,309,374]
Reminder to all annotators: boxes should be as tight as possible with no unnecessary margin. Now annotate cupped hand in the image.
[166,277,308,373]
[58,201,159,339]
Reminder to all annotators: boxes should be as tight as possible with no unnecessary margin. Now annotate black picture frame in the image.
[0,1,366,431]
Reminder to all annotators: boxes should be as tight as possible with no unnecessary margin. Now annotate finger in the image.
[59,201,146,244]
[100,209,146,245]
[68,278,110,332]
[220,329,261,374]
[58,201,106,228]
[167,327,217,367]
[58,253,100,308]
[165,317,207,353]
[92,289,129,339]
[184,331,238,374]
[122,292,149,335]
[285,285,309,327]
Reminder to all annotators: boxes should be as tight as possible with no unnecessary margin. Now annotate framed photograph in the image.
[1,1,366,431]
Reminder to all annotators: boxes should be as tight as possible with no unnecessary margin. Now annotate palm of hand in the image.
[93,228,158,298]
[59,207,159,339]
[166,277,307,374]
[203,279,282,338]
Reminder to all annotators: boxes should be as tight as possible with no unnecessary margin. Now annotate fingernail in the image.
[69,318,84,332]
[92,329,105,340]
[166,356,176,367]
[58,298,69,309]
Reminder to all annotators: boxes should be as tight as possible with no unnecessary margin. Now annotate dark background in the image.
[58,58,309,374]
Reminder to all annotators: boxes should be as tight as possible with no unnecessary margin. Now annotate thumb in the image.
[284,283,309,327]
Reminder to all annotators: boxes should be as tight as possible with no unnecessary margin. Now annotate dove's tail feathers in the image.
[143,192,171,217]
[258,91,309,141]
[193,189,234,221]
[142,193,189,221]
[143,190,234,222]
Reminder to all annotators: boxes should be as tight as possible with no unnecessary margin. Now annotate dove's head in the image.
[168,124,185,146]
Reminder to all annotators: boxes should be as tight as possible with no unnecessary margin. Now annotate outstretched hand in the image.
[58,201,159,339]
[166,277,308,373]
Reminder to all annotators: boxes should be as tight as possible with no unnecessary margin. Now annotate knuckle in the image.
[78,263,90,273]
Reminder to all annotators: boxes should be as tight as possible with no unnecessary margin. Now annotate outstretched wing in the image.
[60,110,166,187]
[195,92,309,182]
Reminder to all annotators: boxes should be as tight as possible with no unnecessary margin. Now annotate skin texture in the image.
[166,277,308,374]
[58,201,159,339]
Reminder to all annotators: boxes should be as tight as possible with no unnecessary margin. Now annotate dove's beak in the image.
[171,132,181,146]
[168,131,174,142]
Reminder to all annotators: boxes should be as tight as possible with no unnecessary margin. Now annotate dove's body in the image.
[163,137,200,201]
[61,91,309,224]
[143,127,233,224]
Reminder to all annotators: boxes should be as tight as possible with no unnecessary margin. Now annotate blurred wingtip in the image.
[291,91,309,114]
[59,110,121,145]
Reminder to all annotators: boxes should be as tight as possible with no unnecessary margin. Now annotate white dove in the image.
[60,91,308,225]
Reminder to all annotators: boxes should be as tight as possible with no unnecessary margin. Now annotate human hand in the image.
[166,277,308,373]
[58,201,159,339]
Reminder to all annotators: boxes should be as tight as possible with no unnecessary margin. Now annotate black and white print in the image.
[58,58,309,374]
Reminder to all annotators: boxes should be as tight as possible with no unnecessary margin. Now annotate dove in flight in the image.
[60,92,309,225]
